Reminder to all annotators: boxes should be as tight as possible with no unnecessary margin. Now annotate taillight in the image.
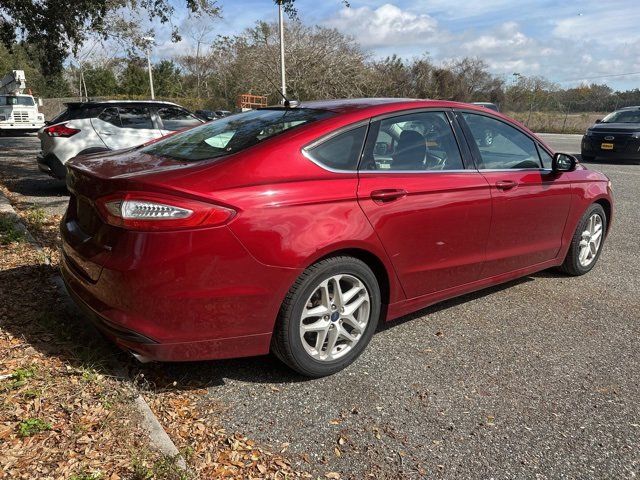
[96,193,235,231]
[44,123,80,137]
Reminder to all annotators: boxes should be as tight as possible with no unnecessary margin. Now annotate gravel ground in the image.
[1,133,638,479]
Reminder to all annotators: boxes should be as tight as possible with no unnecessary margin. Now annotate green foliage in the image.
[17,418,51,437]
[69,472,103,480]
[0,215,25,245]
[83,67,118,97]
[119,59,150,96]
[153,60,183,97]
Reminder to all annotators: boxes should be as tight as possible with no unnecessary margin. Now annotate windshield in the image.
[601,109,640,124]
[0,96,35,106]
[142,108,335,161]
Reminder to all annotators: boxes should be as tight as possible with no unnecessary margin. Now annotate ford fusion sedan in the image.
[581,106,640,163]
[61,98,613,377]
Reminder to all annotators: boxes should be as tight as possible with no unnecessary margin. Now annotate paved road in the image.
[538,133,582,155]
[0,133,638,478]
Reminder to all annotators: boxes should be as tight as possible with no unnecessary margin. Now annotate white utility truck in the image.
[0,70,45,134]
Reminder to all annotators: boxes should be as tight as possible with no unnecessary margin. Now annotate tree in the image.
[118,58,149,96]
[0,0,220,75]
[83,65,118,97]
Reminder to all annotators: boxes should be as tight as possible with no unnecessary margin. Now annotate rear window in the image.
[142,108,334,161]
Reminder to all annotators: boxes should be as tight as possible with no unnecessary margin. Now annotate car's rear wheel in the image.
[272,256,381,377]
[560,203,607,276]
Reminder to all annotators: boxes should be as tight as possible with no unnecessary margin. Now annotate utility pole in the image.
[196,40,201,99]
[278,0,287,99]
[144,37,155,100]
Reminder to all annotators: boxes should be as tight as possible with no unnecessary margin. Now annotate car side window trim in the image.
[455,109,548,171]
[302,120,371,173]
[359,109,469,173]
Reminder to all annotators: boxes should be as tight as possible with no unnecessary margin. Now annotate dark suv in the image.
[581,106,640,163]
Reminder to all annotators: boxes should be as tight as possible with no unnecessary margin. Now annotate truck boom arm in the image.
[0,70,26,95]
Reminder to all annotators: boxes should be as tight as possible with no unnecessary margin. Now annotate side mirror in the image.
[595,119,602,124]
[552,152,577,172]
[37,98,43,107]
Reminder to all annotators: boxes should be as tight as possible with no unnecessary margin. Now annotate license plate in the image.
[601,142,614,150]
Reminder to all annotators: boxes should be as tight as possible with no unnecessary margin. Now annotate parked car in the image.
[37,100,203,179]
[581,106,640,163]
[61,99,613,377]
[472,102,500,112]
[194,109,217,121]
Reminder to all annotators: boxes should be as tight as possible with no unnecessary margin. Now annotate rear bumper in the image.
[60,217,300,362]
[37,152,67,179]
[0,123,43,132]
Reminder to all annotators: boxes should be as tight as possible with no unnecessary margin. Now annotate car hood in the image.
[589,123,640,133]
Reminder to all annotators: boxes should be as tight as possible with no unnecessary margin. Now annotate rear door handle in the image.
[98,131,114,135]
[371,189,407,202]
[495,180,518,190]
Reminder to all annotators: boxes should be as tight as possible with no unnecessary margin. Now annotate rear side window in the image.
[142,108,335,161]
[157,107,202,131]
[98,107,121,127]
[118,106,153,129]
[305,126,367,171]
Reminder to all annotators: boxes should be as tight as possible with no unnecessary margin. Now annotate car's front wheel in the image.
[272,256,381,377]
[560,203,607,276]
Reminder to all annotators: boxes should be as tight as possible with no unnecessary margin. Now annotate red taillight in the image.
[96,193,236,231]
[44,123,80,137]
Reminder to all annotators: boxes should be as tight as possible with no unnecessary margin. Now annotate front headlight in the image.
[631,132,640,139]
[585,130,594,137]
[0,115,5,121]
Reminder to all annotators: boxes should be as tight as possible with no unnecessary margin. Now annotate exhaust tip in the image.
[130,351,154,363]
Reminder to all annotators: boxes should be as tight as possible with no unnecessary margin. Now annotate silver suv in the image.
[37,100,203,179]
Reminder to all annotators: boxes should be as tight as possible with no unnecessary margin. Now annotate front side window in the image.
[462,113,541,169]
[142,108,335,161]
[118,106,153,130]
[537,144,553,169]
[362,111,464,171]
[305,125,367,171]
[157,107,202,131]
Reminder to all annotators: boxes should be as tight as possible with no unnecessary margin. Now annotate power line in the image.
[558,71,640,83]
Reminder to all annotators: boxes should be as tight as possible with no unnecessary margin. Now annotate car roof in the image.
[64,100,183,108]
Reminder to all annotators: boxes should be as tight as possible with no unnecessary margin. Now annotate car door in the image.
[357,110,492,299]
[156,106,203,135]
[457,111,572,277]
[92,105,162,150]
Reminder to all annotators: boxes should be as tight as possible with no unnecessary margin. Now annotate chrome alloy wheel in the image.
[578,213,604,267]
[299,274,371,362]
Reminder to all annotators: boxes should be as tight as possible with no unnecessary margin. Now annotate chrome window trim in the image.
[358,168,474,174]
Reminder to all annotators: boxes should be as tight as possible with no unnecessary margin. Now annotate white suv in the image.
[37,100,203,179]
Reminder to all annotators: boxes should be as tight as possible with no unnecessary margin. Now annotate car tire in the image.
[272,256,381,377]
[559,203,607,276]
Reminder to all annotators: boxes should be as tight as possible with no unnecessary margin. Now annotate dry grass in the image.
[506,111,605,134]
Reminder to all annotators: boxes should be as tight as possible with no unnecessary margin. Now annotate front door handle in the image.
[371,189,407,202]
[98,131,114,135]
[495,180,518,190]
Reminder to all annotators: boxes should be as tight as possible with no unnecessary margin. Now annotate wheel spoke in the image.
[301,304,330,320]
[338,324,358,343]
[341,315,364,334]
[344,295,367,316]
[330,276,344,308]
[342,284,363,305]
[314,327,329,352]
[301,318,330,332]
[579,247,589,263]
[324,327,339,357]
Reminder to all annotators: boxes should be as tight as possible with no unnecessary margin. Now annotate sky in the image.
[146,0,640,91]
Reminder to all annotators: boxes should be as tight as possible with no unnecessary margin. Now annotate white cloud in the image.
[324,3,441,48]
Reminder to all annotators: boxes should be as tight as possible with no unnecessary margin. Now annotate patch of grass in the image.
[24,207,47,229]
[17,418,52,437]
[69,471,103,480]
[131,455,191,480]
[2,366,36,391]
[0,214,25,244]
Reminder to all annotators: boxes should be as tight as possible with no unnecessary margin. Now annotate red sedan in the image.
[61,99,613,377]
